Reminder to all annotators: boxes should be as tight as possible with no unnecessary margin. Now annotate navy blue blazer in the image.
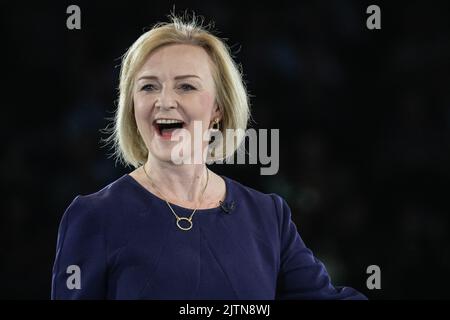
[51,174,367,300]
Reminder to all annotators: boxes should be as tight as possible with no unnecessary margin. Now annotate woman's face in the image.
[133,43,220,164]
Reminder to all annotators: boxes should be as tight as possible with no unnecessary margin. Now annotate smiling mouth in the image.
[153,119,185,138]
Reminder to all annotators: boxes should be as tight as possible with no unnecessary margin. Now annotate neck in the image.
[143,155,208,203]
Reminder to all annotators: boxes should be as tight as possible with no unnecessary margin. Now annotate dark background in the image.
[1,0,449,299]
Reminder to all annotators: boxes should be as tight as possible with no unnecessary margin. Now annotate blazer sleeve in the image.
[51,195,108,299]
[272,194,367,300]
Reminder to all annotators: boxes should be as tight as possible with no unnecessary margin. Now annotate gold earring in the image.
[212,118,220,131]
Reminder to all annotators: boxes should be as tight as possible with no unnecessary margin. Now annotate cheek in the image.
[133,95,154,121]
[133,98,157,140]
[193,91,216,119]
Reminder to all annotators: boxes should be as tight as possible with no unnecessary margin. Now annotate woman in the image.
[51,15,367,300]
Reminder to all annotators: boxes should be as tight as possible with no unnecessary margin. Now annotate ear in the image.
[210,101,222,123]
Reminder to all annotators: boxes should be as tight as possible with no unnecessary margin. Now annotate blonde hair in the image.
[102,14,250,168]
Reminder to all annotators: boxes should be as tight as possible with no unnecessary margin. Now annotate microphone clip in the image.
[219,200,235,213]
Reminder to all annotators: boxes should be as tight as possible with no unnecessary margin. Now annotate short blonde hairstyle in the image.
[103,14,250,168]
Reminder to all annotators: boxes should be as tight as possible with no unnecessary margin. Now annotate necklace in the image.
[142,165,209,231]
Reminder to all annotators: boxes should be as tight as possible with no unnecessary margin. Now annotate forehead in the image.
[137,44,214,79]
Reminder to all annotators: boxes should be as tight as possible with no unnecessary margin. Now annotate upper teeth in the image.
[155,119,183,124]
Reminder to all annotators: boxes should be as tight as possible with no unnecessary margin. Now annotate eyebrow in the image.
[137,74,201,81]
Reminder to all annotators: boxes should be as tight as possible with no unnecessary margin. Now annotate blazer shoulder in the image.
[61,174,130,225]
[224,175,288,223]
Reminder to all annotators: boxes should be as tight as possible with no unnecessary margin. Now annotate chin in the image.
[148,144,185,165]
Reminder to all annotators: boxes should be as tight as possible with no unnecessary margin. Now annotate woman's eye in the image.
[179,83,196,91]
[141,84,156,91]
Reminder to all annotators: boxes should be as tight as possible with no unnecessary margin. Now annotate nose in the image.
[155,86,177,110]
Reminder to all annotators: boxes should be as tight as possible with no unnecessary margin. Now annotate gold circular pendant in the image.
[176,217,193,231]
